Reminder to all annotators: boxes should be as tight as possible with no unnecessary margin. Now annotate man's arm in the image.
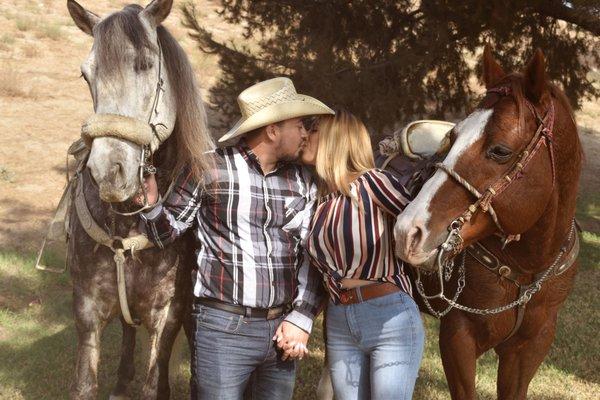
[283,244,325,334]
[283,176,325,333]
[137,169,203,249]
[275,177,324,360]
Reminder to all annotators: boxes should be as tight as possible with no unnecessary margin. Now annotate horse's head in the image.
[395,47,561,270]
[68,0,176,203]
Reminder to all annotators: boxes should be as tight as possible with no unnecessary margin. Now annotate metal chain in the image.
[416,252,466,318]
[416,221,575,318]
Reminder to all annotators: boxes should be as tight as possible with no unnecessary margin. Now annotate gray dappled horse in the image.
[66,0,213,398]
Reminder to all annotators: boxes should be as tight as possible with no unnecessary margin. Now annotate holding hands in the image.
[273,321,309,361]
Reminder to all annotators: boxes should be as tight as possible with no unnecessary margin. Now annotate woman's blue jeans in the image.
[326,290,425,400]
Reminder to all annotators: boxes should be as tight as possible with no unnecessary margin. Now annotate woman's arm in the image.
[361,169,412,216]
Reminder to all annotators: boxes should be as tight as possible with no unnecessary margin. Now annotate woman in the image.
[301,110,425,399]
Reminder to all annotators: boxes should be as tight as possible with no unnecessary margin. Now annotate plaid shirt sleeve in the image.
[139,169,203,249]
[283,179,325,333]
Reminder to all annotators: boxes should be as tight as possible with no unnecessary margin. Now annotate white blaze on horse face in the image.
[394,109,493,261]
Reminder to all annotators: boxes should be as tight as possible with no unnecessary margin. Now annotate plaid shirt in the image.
[140,141,323,332]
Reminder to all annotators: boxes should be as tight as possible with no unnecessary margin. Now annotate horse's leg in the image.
[109,318,137,400]
[495,312,557,400]
[141,304,182,399]
[70,293,108,400]
[439,315,479,400]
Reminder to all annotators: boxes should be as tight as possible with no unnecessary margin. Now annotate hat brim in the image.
[218,95,335,143]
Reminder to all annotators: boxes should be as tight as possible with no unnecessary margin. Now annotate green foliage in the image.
[183,0,600,134]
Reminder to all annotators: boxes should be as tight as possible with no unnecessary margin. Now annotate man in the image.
[136,77,334,399]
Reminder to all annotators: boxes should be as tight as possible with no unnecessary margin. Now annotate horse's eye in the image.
[136,58,153,72]
[487,144,513,163]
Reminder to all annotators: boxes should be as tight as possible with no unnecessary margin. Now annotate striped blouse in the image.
[306,169,413,303]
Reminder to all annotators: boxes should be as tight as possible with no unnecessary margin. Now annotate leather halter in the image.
[435,85,556,242]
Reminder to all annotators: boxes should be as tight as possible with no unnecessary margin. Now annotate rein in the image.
[414,86,578,339]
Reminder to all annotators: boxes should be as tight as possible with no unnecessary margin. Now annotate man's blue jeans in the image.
[190,302,296,400]
[326,290,425,400]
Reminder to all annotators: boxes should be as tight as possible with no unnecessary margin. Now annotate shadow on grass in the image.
[0,250,192,399]
[545,232,600,384]
[0,198,54,253]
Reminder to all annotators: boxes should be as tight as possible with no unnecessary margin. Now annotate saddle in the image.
[375,119,454,195]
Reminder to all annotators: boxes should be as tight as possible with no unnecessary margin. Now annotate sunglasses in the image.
[301,116,318,132]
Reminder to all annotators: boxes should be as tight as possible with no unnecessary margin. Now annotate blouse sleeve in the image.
[362,169,412,217]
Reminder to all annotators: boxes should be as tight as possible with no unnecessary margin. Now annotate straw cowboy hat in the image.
[219,77,335,143]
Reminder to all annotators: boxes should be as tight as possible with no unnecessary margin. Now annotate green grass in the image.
[0,200,598,399]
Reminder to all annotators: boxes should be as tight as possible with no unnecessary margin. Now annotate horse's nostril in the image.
[108,162,123,182]
[407,225,424,255]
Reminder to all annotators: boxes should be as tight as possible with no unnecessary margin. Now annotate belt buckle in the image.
[340,290,355,304]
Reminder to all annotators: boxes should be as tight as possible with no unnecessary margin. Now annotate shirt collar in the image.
[237,139,262,168]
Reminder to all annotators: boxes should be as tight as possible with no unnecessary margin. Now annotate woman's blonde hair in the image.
[315,109,375,196]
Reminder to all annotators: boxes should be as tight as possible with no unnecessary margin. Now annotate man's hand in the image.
[273,321,309,361]
[133,174,159,206]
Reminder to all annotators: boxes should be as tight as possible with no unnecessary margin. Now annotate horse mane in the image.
[156,26,214,181]
[94,4,214,183]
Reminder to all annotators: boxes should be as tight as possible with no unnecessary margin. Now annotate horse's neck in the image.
[505,200,572,273]
[497,102,581,274]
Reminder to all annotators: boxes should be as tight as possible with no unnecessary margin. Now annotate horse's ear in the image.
[67,0,100,36]
[482,45,506,89]
[142,0,173,28]
[523,48,548,104]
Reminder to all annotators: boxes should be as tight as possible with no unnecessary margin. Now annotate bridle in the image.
[110,38,167,216]
[67,37,171,325]
[413,84,571,323]
[434,85,556,258]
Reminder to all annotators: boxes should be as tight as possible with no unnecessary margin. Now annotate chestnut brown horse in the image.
[394,47,582,399]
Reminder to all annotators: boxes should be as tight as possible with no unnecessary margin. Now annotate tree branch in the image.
[533,0,600,36]
[180,2,294,72]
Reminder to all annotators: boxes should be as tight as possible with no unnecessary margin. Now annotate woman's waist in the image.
[340,278,376,289]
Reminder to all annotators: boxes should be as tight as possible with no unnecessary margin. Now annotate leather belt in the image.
[338,282,401,305]
[195,297,290,320]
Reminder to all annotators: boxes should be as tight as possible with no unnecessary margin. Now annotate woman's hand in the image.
[133,174,159,206]
[273,321,310,361]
